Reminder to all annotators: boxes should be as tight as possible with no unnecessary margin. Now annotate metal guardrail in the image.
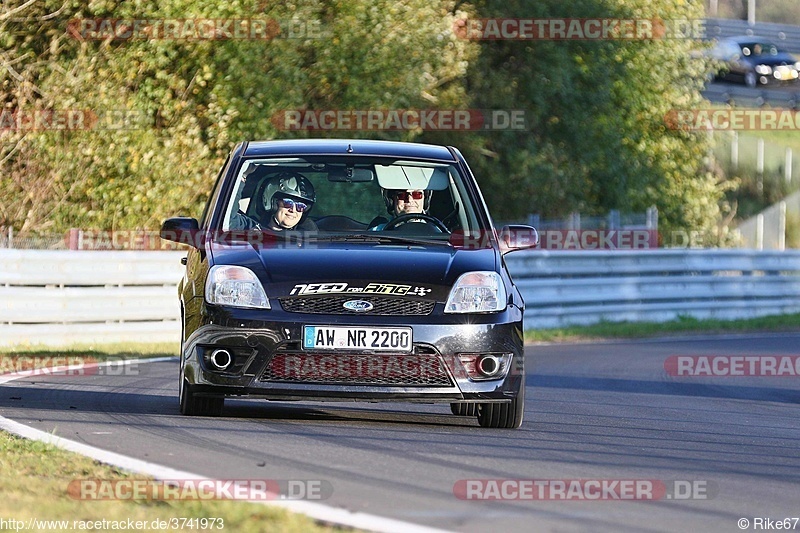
[705,18,800,53]
[0,250,185,346]
[703,82,800,108]
[1,249,799,345]
[507,249,800,328]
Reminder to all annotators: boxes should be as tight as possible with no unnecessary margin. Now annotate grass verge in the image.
[0,430,341,532]
[0,344,348,531]
[525,313,800,343]
[0,342,179,358]
[0,343,179,375]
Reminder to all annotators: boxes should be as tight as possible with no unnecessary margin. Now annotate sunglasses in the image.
[394,190,424,202]
[278,198,310,212]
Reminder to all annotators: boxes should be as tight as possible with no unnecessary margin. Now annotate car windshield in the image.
[219,156,482,241]
[740,41,780,56]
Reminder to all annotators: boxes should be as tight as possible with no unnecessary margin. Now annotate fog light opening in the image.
[210,349,232,371]
[457,353,512,380]
[476,354,501,377]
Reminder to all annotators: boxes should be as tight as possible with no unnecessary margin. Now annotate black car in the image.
[161,139,538,428]
[710,36,799,88]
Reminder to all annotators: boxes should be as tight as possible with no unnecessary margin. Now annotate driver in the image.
[229,171,318,232]
[370,188,434,230]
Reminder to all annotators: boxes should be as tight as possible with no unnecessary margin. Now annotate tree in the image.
[425,0,729,241]
[0,0,473,232]
[2,0,732,243]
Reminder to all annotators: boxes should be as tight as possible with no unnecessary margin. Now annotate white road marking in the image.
[0,356,453,533]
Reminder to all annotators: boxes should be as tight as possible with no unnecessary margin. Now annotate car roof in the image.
[242,139,457,162]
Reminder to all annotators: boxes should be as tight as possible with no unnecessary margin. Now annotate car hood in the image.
[209,240,498,301]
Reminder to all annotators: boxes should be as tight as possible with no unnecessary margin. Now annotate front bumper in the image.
[758,67,800,84]
[182,306,525,403]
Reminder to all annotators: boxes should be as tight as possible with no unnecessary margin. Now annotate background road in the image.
[704,80,800,107]
[1,334,799,532]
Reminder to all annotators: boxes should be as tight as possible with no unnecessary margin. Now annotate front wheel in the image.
[476,386,524,429]
[180,373,224,417]
[181,379,225,416]
[450,403,477,416]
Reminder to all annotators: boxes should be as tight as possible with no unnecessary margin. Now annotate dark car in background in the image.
[710,36,800,87]
[161,139,538,429]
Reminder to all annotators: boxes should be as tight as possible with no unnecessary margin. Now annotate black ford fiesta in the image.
[161,139,537,428]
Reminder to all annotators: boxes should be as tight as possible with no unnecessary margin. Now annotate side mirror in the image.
[160,217,201,248]
[499,225,539,254]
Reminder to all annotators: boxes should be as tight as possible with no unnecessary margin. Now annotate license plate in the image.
[303,326,413,352]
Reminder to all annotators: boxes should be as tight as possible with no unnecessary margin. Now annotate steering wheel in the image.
[382,213,449,233]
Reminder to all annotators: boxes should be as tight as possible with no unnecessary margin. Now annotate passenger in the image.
[229,171,318,232]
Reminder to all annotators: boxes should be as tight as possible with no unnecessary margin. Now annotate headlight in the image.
[795,61,800,71]
[445,271,507,314]
[205,265,270,309]
[755,64,772,75]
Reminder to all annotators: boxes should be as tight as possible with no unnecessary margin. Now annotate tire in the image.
[179,353,224,417]
[450,403,477,416]
[180,378,224,416]
[476,385,524,429]
[745,71,757,88]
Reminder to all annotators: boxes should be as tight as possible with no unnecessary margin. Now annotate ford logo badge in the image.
[343,300,374,312]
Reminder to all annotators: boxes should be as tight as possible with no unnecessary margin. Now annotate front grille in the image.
[280,296,435,316]
[260,350,452,386]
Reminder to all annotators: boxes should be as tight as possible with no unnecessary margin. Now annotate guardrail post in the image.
[756,213,764,250]
[757,137,764,196]
[646,206,658,230]
[786,147,793,185]
[779,201,787,251]
[568,212,581,230]
[608,210,620,229]
[68,229,80,250]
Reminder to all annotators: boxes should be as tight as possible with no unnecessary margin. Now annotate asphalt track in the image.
[1,333,799,532]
